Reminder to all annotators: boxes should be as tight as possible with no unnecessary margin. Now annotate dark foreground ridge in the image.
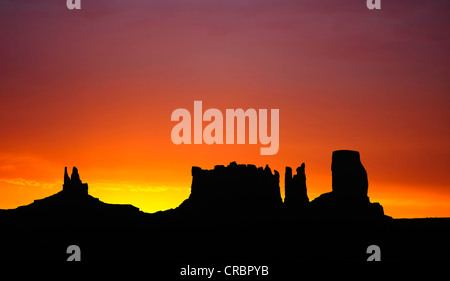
[0,150,449,263]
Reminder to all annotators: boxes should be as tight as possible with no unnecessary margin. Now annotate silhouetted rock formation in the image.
[10,167,141,224]
[331,150,368,199]
[309,150,386,219]
[178,162,283,219]
[6,152,450,263]
[2,152,389,228]
[284,163,309,212]
[62,167,88,196]
[175,151,387,220]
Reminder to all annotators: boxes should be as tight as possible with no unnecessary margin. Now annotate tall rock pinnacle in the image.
[284,163,309,212]
[62,167,88,196]
[64,167,70,186]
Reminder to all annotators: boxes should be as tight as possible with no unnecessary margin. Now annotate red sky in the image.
[0,0,449,218]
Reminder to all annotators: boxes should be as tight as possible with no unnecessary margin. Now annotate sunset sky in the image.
[0,0,449,218]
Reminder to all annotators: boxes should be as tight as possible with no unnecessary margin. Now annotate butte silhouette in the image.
[4,166,142,225]
[1,149,449,262]
[175,149,388,220]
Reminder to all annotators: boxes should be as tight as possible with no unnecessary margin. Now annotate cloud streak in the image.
[0,178,59,189]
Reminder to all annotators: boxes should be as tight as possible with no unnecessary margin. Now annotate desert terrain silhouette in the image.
[0,150,449,264]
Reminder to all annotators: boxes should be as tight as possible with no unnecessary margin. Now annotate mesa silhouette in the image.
[173,149,388,221]
[2,149,388,222]
[1,149,449,262]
